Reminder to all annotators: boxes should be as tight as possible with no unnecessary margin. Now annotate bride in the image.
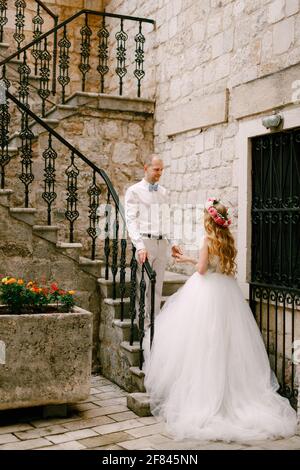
[143,198,297,442]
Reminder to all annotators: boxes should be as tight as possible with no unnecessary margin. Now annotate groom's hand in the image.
[171,245,183,258]
[137,249,148,264]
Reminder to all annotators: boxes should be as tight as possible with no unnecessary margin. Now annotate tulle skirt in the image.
[143,272,297,442]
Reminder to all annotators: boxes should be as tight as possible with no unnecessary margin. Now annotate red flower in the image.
[208,207,218,216]
[215,217,225,225]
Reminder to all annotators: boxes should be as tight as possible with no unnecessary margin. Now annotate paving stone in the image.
[78,405,128,419]
[30,414,81,428]
[46,428,99,444]
[15,425,69,440]
[118,437,156,450]
[126,422,167,438]
[38,441,87,450]
[107,411,138,422]
[0,424,34,435]
[137,416,163,425]
[92,419,144,435]
[73,402,101,412]
[92,444,124,450]
[147,434,174,446]
[0,438,52,450]
[63,416,115,432]
[78,431,134,448]
[0,433,20,444]
[92,397,127,407]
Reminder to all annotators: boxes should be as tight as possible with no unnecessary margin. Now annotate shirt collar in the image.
[142,178,159,189]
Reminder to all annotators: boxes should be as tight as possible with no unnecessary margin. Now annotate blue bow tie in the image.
[149,183,158,192]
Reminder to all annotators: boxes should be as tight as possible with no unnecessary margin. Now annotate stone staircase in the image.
[0,188,188,416]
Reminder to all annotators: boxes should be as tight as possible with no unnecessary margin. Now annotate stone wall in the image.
[104,0,300,258]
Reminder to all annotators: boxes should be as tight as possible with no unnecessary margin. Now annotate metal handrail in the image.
[0,9,155,67]
[35,0,58,19]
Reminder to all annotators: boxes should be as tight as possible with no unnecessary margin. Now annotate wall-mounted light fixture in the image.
[262,113,283,129]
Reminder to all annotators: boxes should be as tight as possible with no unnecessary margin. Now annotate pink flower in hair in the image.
[208,207,217,216]
[215,216,225,225]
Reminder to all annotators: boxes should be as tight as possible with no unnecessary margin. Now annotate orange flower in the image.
[17,279,24,285]
[68,290,75,295]
[26,281,33,288]
[6,278,17,284]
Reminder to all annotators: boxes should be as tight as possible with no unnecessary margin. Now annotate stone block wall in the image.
[104,0,300,256]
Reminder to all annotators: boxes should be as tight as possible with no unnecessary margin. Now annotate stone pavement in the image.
[0,375,299,451]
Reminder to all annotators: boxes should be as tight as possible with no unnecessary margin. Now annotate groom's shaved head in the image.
[143,153,163,167]
[144,154,164,184]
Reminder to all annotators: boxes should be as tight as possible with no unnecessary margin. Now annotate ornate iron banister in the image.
[1,9,155,110]
[0,10,154,66]
[6,88,119,207]
[35,0,57,19]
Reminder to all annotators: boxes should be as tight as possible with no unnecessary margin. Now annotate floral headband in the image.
[205,197,232,228]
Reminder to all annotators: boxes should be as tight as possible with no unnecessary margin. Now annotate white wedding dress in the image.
[143,252,297,442]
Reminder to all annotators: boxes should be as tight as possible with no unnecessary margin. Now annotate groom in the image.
[125,154,182,327]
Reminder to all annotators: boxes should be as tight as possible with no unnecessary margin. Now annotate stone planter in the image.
[0,305,92,411]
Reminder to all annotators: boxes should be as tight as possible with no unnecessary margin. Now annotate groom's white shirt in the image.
[125,178,175,251]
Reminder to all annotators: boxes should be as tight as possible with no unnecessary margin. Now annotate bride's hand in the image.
[174,254,188,263]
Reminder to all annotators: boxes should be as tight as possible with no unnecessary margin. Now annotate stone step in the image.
[0,189,14,207]
[65,91,100,107]
[120,341,141,367]
[45,104,79,120]
[112,319,138,343]
[103,295,168,320]
[79,256,105,277]
[8,118,59,148]
[56,242,83,262]
[127,392,151,417]
[65,91,155,114]
[9,207,37,225]
[33,225,60,244]
[104,297,131,319]
[130,366,146,393]
[98,271,187,299]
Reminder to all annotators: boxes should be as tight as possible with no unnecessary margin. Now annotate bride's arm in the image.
[174,237,209,273]
[174,254,198,265]
[197,237,209,274]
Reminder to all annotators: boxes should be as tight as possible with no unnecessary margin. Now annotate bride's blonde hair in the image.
[204,201,237,276]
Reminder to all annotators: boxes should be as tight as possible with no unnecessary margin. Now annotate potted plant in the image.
[0,276,93,412]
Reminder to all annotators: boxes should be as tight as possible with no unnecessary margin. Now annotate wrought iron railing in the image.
[0,1,58,59]
[250,283,300,409]
[250,129,300,408]
[1,87,155,369]
[0,9,155,117]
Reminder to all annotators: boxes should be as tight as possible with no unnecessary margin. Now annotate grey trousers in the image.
[136,238,168,330]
